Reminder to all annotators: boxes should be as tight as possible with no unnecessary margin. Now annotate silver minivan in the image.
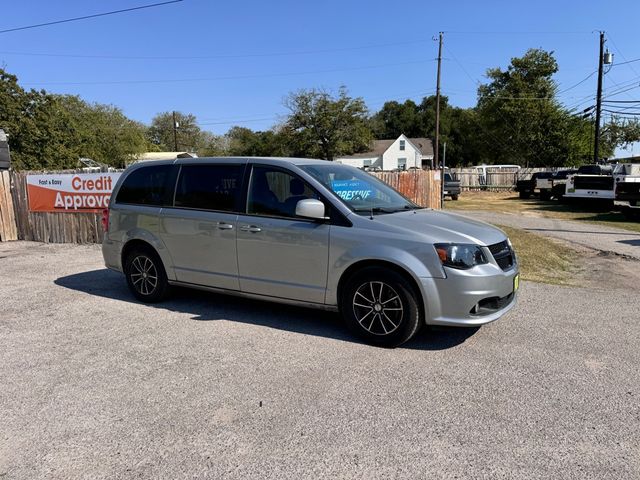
[103,157,519,347]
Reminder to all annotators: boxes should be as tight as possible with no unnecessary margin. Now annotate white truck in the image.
[562,163,640,208]
[614,164,640,219]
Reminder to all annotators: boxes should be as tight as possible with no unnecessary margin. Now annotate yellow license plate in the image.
[514,274,520,292]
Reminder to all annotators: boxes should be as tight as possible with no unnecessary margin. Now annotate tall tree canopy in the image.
[0,69,150,169]
[476,48,593,167]
[283,87,372,160]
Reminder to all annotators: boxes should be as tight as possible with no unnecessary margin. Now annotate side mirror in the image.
[296,199,328,220]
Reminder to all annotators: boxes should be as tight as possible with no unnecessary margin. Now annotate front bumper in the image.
[419,263,519,327]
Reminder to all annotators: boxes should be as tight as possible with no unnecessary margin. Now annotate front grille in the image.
[488,240,508,255]
[488,240,514,271]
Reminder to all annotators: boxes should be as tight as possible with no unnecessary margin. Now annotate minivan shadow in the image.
[54,269,479,350]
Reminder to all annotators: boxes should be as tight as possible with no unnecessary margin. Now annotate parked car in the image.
[103,157,519,347]
[444,172,461,201]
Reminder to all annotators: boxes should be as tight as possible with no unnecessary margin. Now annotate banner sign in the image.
[330,179,373,200]
[27,173,121,213]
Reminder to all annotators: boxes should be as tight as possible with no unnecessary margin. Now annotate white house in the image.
[336,135,434,170]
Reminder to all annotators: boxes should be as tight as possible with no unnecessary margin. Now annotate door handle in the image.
[240,225,262,233]
[217,222,234,230]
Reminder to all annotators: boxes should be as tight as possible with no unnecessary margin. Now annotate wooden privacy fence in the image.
[0,170,18,241]
[450,167,554,191]
[2,168,442,245]
[372,170,441,209]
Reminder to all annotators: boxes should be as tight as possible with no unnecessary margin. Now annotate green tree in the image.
[370,99,423,138]
[148,111,200,152]
[56,95,149,168]
[602,117,640,155]
[283,86,372,160]
[0,69,81,169]
[1,69,152,169]
[476,48,574,167]
[148,111,225,156]
[225,126,287,156]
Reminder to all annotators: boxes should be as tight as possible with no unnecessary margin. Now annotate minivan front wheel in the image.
[124,247,170,303]
[341,267,422,347]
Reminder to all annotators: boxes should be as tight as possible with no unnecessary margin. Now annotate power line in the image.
[197,117,280,126]
[606,33,640,76]
[0,39,431,60]
[0,1,183,34]
[194,90,438,128]
[602,109,640,116]
[443,30,592,35]
[22,59,434,86]
[557,70,597,94]
[610,57,640,67]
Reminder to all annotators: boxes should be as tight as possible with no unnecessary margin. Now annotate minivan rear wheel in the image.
[124,246,170,303]
[341,267,422,347]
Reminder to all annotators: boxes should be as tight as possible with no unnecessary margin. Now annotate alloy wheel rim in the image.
[130,255,158,296]
[352,281,403,335]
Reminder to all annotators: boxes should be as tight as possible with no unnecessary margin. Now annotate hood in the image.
[372,209,507,246]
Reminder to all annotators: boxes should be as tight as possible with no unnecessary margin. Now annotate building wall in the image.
[382,135,421,170]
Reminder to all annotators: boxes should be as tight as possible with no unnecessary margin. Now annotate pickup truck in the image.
[614,164,640,219]
[515,171,554,199]
[563,164,616,206]
[444,172,461,201]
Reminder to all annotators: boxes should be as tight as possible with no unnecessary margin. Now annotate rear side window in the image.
[116,165,176,206]
[174,164,244,212]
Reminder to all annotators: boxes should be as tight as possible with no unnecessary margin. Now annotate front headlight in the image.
[434,243,488,270]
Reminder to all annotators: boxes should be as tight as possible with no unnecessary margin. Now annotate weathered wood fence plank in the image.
[0,170,18,241]
[371,170,441,209]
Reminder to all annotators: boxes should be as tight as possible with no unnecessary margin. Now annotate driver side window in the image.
[247,166,319,218]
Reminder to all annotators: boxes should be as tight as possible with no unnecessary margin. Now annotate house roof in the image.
[407,137,434,156]
[339,136,433,158]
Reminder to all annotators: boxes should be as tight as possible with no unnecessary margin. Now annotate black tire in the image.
[539,190,551,201]
[519,190,531,199]
[340,267,422,347]
[551,184,564,200]
[124,246,170,303]
[451,194,459,201]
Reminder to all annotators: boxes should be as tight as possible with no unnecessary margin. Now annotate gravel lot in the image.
[1,241,639,479]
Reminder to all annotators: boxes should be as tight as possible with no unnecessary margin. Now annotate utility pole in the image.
[593,31,605,163]
[172,111,179,151]
[434,31,443,170]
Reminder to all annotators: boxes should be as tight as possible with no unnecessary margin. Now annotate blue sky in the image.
[2,0,640,155]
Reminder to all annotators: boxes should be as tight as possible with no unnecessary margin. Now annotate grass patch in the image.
[497,224,577,285]
[445,191,640,233]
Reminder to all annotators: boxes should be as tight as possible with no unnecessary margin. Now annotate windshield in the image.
[299,163,420,215]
